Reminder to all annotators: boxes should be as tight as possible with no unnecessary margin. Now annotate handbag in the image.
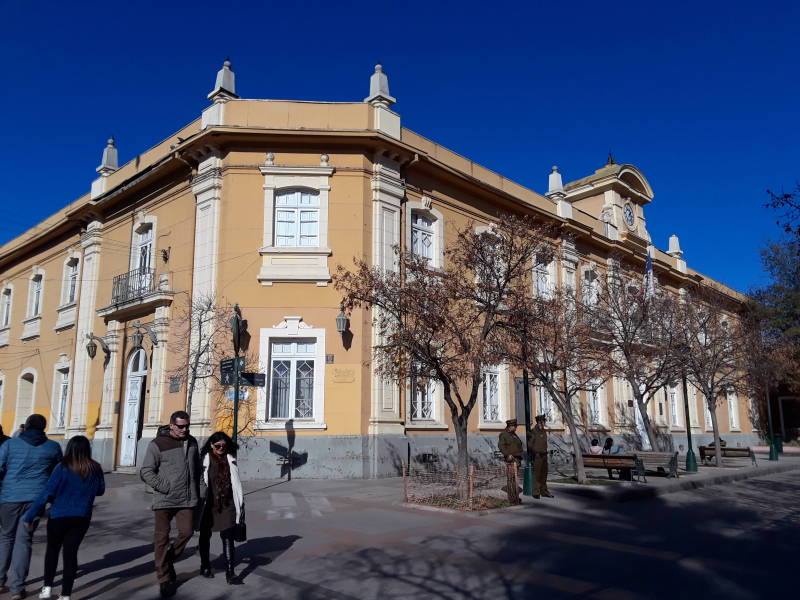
[233,505,247,542]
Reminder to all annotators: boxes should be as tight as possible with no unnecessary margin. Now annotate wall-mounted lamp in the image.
[86,333,111,368]
[335,304,349,334]
[161,247,171,263]
[132,320,159,348]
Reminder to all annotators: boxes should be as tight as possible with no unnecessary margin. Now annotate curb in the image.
[552,460,800,502]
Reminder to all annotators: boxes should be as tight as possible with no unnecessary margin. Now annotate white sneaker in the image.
[57,596,70,600]
[39,587,52,599]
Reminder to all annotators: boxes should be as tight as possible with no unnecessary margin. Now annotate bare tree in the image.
[335,214,557,494]
[500,286,610,484]
[677,285,747,467]
[213,347,262,441]
[169,294,258,438]
[588,262,684,451]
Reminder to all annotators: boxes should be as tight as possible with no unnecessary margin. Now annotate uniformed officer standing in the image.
[498,419,523,504]
[529,414,553,499]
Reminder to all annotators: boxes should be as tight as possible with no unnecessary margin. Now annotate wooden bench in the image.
[699,446,752,464]
[581,454,637,481]
[635,451,679,480]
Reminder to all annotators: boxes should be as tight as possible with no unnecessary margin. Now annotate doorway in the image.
[119,348,147,467]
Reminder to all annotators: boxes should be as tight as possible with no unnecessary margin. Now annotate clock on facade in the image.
[623,203,635,228]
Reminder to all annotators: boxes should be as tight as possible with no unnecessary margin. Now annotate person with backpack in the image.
[22,436,105,600]
[0,414,62,600]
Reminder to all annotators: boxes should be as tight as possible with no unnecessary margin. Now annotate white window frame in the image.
[50,355,71,432]
[534,254,556,299]
[15,367,37,426]
[479,364,509,428]
[257,317,326,430]
[587,379,606,427]
[274,189,321,247]
[538,385,559,426]
[581,267,600,306]
[669,385,681,428]
[268,338,317,420]
[727,391,740,430]
[410,369,437,422]
[61,255,80,306]
[481,366,500,423]
[1,286,12,328]
[28,271,44,317]
[259,162,334,286]
[406,200,445,269]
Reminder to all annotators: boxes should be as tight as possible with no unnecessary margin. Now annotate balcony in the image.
[112,268,155,304]
[98,268,173,320]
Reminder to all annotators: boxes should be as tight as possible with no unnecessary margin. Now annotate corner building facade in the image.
[0,63,761,478]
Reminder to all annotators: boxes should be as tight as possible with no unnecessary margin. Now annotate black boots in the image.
[198,531,214,578]
[222,537,236,584]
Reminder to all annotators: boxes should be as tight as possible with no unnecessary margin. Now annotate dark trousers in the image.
[0,502,37,594]
[198,526,235,567]
[153,508,194,584]
[533,453,549,495]
[43,517,90,596]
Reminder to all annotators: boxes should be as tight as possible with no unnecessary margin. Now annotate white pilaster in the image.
[370,155,404,437]
[188,154,223,434]
[145,306,171,430]
[68,221,103,436]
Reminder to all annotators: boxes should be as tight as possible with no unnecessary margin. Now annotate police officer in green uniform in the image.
[529,414,553,499]
[498,419,523,504]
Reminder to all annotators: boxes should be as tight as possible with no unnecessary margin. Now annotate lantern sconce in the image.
[335,304,349,334]
[131,320,159,349]
[85,333,111,369]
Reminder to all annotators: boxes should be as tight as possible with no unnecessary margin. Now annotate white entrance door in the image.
[120,349,147,467]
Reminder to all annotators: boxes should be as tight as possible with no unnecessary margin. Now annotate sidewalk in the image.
[551,451,800,501]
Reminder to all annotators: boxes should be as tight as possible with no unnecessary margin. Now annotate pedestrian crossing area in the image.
[259,492,335,520]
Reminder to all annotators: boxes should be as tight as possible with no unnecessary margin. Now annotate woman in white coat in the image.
[197,431,244,584]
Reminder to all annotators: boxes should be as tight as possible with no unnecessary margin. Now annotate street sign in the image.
[220,357,245,373]
[221,371,236,386]
[226,388,249,402]
[240,372,266,387]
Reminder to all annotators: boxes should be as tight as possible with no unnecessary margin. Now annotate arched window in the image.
[274,189,320,247]
[16,370,36,424]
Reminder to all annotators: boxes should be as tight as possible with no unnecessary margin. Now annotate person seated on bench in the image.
[589,439,603,455]
[602,437,628,479]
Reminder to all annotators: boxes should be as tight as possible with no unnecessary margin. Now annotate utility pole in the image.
[230,304,243,446]
[680,371,698,472]
[522,370,534,495]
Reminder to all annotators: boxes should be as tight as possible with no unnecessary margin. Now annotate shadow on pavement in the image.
[236,535,302,582]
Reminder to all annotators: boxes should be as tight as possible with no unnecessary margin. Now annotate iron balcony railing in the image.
[111,268,155,304]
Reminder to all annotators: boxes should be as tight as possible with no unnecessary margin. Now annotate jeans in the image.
[153,508,194,584]
[0,502,38,594]
[43,517,90,596]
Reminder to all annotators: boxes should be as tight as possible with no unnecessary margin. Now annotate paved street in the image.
[15,466,800,599]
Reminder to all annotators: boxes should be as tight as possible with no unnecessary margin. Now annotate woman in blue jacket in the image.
[22,435,105,600]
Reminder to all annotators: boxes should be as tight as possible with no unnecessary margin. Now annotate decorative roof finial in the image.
[208,57,238,103]
[96,137,118,176]
[547,165,564,195]
[364,63,396,108]
[667,234,683,258]
[607,151,616,166]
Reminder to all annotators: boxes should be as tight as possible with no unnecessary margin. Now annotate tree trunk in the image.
[563,409,587,484]
[635,397,660,451]
[454,414,470,500]
[708,398,722,467]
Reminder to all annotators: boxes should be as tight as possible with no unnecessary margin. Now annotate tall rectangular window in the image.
[482,367,500,422]
[539,386,555,423]
[669,386,680,426]
[57,369,69,428]
[588,381,602,425]
[1,289,11,327]
[30,275,43,316]
[728,392,739,429]
[534,256,553,298]
[67,261,79,304]
[269,339,316,419]
[411,212,435,264]
[274,190,320,247]
[582,270,599,306]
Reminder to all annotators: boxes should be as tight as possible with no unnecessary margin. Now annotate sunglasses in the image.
[212,442,227,449]
[173,423,190,430]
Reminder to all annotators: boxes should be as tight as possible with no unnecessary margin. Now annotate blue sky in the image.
[1,1,797,293]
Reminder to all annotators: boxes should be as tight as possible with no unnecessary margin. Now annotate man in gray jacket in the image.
[140,410,200,598]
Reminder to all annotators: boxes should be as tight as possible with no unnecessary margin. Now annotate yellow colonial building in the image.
[0,61,759,478]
